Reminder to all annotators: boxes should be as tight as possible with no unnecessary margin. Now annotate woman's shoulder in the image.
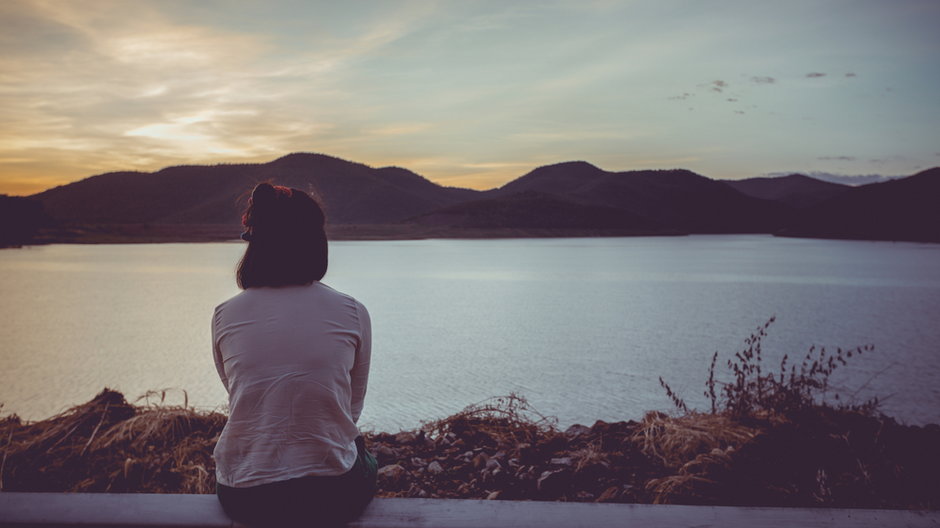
[212,286,289,313]
[313,282,367,310]
[315,283,370,332]
[212,289,252,317]
[214,283,367,316]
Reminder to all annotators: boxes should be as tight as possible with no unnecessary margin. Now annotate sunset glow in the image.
[1,0,938,195]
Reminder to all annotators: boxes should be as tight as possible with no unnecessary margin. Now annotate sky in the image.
[1,0,938,195]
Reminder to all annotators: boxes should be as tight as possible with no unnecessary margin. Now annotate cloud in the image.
[709,80,727,92]
[805,72,826,78]
[808,172,901,186]
[817,156,857,162]
[0,1,89,57]
[867,155,906,165]
[0,0,442,194]
[1,2,934,195]
[764,171,902,186]
[363,123,433,136]
[750,76,775,84]
[694,80,728,94]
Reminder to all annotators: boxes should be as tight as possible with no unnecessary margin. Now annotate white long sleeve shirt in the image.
[211,282,371,488]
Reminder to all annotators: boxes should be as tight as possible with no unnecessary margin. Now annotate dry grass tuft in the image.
[645,474,716,504]
[421,393,558,447]
[0,388,225,493]
[636,412,753,504]
[632,411,756,470]
[570,442,610,472]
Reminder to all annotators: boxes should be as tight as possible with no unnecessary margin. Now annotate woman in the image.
[212,183,376,527]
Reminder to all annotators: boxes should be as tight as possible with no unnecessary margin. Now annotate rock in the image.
[550,457,573,466]
[515,465,537,480]
[416,430,435,448]
[565,424,592,439]
[410,457,427,468]
[485,458,502,471]
[371,444,397,462]
[408,484,429,498]
[427,461,444,475]
[575,491,595,501]
[472,453,489,469]
[575,461,610,479]
[517,443,540,464]
[377,464,406,483]
[394,431,417,445]
[542,435,569,453]
[537,469,571,497]
[486,491,501,500]
[591,420,610,434]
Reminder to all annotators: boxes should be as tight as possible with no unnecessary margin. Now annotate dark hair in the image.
[236,183,328,289]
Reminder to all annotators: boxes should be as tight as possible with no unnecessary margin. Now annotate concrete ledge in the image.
[0,493,937,528]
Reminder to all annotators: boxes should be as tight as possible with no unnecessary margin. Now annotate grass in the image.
[0,388,224,493]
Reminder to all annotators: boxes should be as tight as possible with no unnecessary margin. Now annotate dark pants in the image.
[217,436,378,528]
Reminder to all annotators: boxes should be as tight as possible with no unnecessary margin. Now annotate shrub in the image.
[662,317,877,420]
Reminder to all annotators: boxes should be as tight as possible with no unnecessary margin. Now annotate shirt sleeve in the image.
[350,301,372,423]
[211,305,230,394]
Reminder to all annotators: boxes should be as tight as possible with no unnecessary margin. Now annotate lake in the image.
[1,235,938,431]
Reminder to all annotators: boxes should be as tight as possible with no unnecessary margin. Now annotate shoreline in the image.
[7,222,937,247]
[19,222,688,245]
[1,389,937,509]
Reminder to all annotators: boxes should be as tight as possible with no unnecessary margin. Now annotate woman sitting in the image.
[212,183,376,527]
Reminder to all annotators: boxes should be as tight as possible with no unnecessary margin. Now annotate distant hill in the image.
[0,195,50,247]
[488,162,790,233]
[778,167,940,242]
[32,153,481,226]
[723,174,850,208]
[20,154,939,243]
[784,172,902,187]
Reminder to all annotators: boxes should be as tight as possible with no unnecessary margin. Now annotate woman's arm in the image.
[211,306,231,393]
[350,302,372,423]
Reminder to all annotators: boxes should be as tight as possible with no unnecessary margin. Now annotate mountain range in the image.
[9,153,940,244]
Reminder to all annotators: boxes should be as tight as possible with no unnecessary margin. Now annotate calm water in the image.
[1,235,939,430]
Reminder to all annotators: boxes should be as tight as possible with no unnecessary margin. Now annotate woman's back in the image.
[213,282,372,488]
